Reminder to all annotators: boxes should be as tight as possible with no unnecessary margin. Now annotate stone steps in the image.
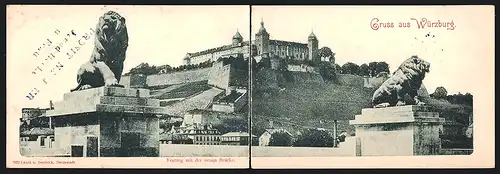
[47,87,163,117]
[63,87,150,101]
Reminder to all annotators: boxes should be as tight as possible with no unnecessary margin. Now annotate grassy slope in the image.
[151,80,210,100]
[252,69,376,136]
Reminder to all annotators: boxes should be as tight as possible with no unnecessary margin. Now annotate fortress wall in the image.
[287,65,319,74]
[147,68,211,87]
[121,68,211,88]
[208,61,231,90]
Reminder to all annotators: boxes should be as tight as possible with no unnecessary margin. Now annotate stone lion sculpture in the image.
[371,55,431,108]
[71,11,129,92]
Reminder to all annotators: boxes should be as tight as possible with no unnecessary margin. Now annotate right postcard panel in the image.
[250,5,494,168]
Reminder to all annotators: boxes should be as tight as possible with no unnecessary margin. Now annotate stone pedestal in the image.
[349,105,445,156]
[46,87,164,157]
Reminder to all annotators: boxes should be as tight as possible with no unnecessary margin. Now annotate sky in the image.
[252,6,494,97]
[7,5,250,110]
[6,5,494,113]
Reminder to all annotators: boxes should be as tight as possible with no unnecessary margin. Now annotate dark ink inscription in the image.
[26,88,40,100]
[25,28,93,100]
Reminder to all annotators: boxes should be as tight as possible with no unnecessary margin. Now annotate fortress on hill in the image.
[183,19,322,65]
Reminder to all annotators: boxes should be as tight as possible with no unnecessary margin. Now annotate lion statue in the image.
[371,55,431,108]
[71,11,129,92]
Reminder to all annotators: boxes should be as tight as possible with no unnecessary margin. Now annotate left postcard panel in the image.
[6,5,251,168]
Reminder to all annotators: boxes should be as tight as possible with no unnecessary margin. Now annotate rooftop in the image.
[233,31,243,40]
[269,40,308,48]
[187,41,250,57]
[217,91,244,103]
[256,19,269,36]
[20,127,54,136]
[222,132,257,137]
[159,133,191,141]
[308,31,317,39]
[264,128,293,136]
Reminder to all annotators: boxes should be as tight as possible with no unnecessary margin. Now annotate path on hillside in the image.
[161,87,224,116]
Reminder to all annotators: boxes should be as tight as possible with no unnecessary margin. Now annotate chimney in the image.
[269,120,274,129]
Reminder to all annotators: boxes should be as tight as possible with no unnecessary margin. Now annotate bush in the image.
[341,62,360,75]
[431,86,448,99]
[269,130,293,146]
[293,128,334,147]
[359,63,370,76]
[368,61,390,77]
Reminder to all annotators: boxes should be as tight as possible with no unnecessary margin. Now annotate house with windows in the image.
[19,127,55,148]
[163,124,222,145]
[221,132,258,146]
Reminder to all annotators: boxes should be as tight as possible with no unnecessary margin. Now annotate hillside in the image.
[160,87,224,116]
[251,67,473,148]
[252,68,377,136]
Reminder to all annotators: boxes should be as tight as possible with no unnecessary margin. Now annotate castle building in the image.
[182,19,321,65]
[255,19,319,62]
[183,30,250,65]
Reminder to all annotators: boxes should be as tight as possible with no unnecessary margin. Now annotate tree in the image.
[334,63,341,74]
[446,93,473,106]
[359,63,370,76]
[368,62,378,77]
[277,57,289,72]
[159,116,183,130]
[367,61,390,77]
[431,86,448,99]
[341,62,360,75]
[318,61,337,82]
[258,57,272,69]
[269,131,293,146]
[293,128,334,147]
[303,59,315,67]
[318,47,334,63]
[212,117,248,134]
[376,61,390,75]
[125,62,162,75]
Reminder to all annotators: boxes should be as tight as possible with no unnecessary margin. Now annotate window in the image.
[40,137,45,147]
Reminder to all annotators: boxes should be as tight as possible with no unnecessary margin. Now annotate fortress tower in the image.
[255,18,270,55]
[232,29,243,46]
[308,30,319,62]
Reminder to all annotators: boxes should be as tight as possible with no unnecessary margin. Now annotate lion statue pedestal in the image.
[45,86,163,157]
[349,105,445,156]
